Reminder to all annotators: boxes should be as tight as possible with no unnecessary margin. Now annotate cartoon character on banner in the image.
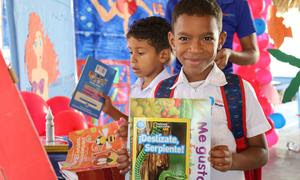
[25,13,59,100]
[90,0,153,33]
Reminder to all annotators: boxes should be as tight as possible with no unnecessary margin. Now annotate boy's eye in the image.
[178,37,188,41]
[137,52,145,55]
[203,36,213,41]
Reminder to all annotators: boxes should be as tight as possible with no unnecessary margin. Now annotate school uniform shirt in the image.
[131,68,170,98]
[153,64,271,180]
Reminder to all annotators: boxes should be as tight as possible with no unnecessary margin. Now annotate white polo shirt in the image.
[131,68,170,98]
[154,64,271,180]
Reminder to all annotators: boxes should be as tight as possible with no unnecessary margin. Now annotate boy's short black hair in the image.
[126,16,171,53]
[172,0,223,32]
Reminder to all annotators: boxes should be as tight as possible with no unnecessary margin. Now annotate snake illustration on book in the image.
[134,99,192,179]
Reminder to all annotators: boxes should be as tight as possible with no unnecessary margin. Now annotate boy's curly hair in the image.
[172,0,223,33]
[126,16,171,53]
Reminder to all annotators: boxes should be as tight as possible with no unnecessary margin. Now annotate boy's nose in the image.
[130,56,137,63]
[188,40,203,53]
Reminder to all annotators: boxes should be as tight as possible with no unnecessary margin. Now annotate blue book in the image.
[70,57,116,119]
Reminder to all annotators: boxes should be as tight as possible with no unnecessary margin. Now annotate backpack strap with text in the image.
[220,73,261,180]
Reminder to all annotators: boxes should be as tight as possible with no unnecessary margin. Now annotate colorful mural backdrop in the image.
[74,0,168,124]
[6,0,77,100]
[74,0,166,60]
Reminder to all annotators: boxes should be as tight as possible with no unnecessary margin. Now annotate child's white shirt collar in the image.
[170,63,227,89]
[132,68,170,92]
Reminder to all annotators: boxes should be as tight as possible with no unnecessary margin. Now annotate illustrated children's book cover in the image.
[70,56,116,118]
[60,120,125,172]
[130,98,211,180]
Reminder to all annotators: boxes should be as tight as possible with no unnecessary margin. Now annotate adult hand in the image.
[215,48,231,70]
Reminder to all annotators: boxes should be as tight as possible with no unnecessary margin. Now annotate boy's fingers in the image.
[119,166,131,175]
[211,145,223,150]
[210,145,230,157]
[117,161,131,170]
[212,164,230,172]
[213,145,229,150]
[117,148,128,155]
[117,155,129,163]
[99,92,109,100]
[117,129,128,136]
[118,117,127,124]
[116,131,128,141]
[210,149,227,158]
[210,157,228,165]
[120,124,128,129]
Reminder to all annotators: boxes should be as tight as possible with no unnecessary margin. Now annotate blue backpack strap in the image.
[220,73,247,151]
[220,74,261,180]
[154,75,179,98]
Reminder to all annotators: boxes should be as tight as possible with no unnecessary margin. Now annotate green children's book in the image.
[130,98,212,180]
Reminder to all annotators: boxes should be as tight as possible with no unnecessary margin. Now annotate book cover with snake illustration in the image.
[130,98,211,180]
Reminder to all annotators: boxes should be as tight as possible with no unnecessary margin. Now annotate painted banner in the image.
[74,0,167,60]
[5,0,77,100]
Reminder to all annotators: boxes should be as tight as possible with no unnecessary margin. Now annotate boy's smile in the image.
[169,14,226,82]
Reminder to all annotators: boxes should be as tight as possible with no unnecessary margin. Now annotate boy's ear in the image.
[168,31,176,52]
[218,31,227,50]
[159,48,171,64]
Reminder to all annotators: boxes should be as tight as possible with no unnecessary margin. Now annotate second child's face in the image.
[169,14,226,79]
[127,37,164,79]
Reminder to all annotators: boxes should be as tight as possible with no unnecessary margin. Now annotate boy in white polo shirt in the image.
[102,16,171,121]
[117,0,271,179]
[128,16,171,98]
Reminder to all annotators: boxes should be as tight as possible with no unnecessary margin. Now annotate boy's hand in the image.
[117,148,131,174]
[99,92,114,115]
[209,145,232,172]
[117,118,129,140]
[99,93,128,121]
[215,48,231,70]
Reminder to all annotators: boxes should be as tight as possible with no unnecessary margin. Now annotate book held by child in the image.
[130,98,211,180]
[70,56,116,119]
[60,120,125,172]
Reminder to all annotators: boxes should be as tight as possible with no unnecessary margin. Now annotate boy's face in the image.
[127,37,167,79]
[169,14,226,78]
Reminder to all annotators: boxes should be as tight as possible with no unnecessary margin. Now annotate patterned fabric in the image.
[222,74,244,140]
[154,74,178,98]
[221,73,261,180]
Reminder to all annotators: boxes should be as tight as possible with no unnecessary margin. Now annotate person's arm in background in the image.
[215,33,259,69]
[215,0,259,70]
[137,0,153,16]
